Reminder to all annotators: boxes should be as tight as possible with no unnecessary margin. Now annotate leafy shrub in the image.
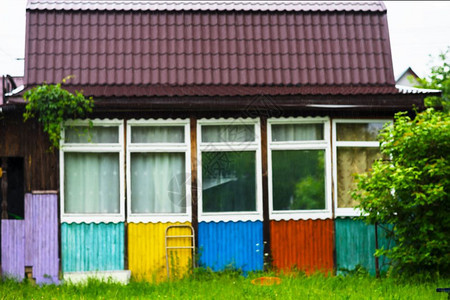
[353,108,450,275]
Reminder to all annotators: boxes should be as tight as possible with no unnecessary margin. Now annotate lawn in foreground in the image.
[0,270,449,299]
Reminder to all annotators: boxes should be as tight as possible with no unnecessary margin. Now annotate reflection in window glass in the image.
[131,152,186,213]
[131,126,184,143]
[202,151,256,212]
[337,147,381,208]
[202,125,255,143]
[336,123,385,141]
[272,124,323,141]
[64,152,120,213]
[272,150,325,210]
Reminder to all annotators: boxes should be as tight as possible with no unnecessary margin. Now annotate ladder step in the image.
[166,246,194,249]
[166,235,194,238]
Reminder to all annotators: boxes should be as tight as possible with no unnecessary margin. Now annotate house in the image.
[1,75,23,106]
[396,66,420,87]
[0,1,438,283]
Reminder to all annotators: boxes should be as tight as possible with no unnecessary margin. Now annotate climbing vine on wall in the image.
[23,77,94,150]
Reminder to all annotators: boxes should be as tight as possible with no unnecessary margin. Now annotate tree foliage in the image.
[23,78,94,150]
[416,47,450,111]
[353,108,450,275]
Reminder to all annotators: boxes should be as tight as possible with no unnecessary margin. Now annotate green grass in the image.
[0,270,449,299]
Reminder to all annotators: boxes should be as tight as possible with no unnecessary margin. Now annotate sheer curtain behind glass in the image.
[131,153,185,214]
[131,126,184,143]
[130,125,186,214]
[272,124,323,141]
[336,122,385,208]
[337,147,381,208]
[64,152,120,213]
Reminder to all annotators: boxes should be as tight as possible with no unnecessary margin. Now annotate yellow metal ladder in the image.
[165,224,195,279]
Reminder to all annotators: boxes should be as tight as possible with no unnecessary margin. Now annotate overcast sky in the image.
[0,1,449,79]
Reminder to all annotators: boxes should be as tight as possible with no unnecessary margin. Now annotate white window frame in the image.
[60,119,125,223]
[332,119,392,217]
[197,118,263,222]
[126,119,191,223]
[268,117,332,220]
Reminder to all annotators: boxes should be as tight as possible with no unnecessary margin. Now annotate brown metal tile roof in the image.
[25,1,396,97]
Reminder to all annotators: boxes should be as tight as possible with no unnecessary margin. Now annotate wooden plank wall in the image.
[0,112,58,192]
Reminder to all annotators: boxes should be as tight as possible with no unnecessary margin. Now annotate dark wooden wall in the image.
[0,111,58,192]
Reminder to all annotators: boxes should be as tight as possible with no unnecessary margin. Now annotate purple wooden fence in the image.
[1,193,59,284]
[25,193,59,284]
[1,220,25,280]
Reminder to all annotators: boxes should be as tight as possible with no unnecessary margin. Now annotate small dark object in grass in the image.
[436,288,450,300]
[251,277,281,286]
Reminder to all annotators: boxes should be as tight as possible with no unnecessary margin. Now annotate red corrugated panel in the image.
[25,7,395,95]
[270,219,334,274]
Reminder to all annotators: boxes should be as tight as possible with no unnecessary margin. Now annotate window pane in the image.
[130,153,186,213]
[202,151,256,212]
[65,126,119,143]
[337,147,381,208]
[336,122,386,141]
[272,124,324,141]
[131,126,185,143]
[272,150,325,210]
[202,125,255,143]
[64,153,120,214]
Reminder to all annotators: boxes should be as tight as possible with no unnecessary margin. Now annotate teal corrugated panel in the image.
[335,218,393,274]
[61,222,124,272]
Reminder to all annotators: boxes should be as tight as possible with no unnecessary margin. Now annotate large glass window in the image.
[198,119,262,222]
[333,120,391,216]
[127,120,191,223]
[60,120,124,223]
[268,118,331,220]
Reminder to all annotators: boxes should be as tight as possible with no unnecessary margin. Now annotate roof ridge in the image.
[27,0,386,12]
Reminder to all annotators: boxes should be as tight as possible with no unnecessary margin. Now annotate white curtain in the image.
[131,126,184,143]
[202,125,254,142]
[131,153,185,213]
[65,126,118,143]
[272,124,323,141]
[64,152,120,213]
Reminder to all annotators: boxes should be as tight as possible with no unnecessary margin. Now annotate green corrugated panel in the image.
[335,218,392,274]
[61,222,124,272]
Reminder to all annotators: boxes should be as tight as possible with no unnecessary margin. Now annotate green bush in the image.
[353,108,450,275]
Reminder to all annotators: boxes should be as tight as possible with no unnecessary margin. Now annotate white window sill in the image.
[270,211,332,221]
[199,212,263,223]
[61,214,125,224]
[127,214,191,224]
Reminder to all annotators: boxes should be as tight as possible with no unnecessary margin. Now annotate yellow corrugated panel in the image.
[128,222,193,282]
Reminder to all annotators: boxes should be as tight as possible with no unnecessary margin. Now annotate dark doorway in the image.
[0,157,25,219]
[0,157,25,265]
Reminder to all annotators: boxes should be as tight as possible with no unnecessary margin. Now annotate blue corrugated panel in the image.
[335,218,392,274]
[61,222,124,272]
[198,221,263,272]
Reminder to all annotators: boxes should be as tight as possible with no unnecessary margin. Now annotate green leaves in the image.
[23,80,94,150]
[416,47,450,111]
[354,108,450,275]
